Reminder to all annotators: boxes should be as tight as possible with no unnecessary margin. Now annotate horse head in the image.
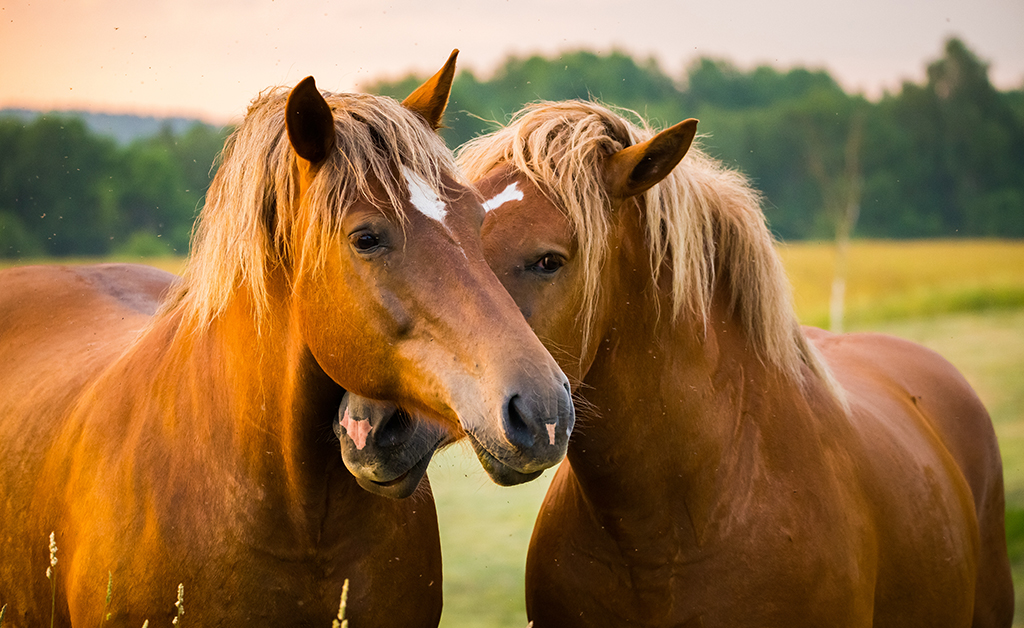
[463,102,697,381]
[281,55,574,485]
[333,104,696,497]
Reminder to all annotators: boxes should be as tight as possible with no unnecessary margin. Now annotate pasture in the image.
[1,239,1022,626]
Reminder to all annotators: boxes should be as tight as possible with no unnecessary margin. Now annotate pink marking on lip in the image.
[340,407,371,450]
[546,423,557,446]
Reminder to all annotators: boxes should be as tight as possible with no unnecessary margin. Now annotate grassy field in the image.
[3,239,1023,626]
[779,239,1024,327]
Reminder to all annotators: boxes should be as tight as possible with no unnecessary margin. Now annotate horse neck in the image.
[152,274,347,525]
[570,262,813,546]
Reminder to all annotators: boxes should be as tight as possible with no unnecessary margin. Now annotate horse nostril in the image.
[503,394,536,450]
[377,408,414,448]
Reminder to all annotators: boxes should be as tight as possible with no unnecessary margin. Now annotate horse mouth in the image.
[465,433,543,486]
[355,437,440,499]
[372,469,411,488]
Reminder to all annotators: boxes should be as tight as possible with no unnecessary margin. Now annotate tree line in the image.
[0,118,226,258]
[2,37,1021,258]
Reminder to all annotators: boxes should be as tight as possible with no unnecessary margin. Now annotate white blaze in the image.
[482,182,524,213]
[402,166,448,225]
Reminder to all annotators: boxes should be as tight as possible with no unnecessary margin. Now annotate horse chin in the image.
[466,434,544,486]
[353,447,435,499]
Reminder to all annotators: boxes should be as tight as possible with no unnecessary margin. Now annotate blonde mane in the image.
[162,86,459,332]
[458,100,841,398]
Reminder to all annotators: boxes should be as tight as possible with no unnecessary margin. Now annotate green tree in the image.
[366,50,683,147]
[0,115,224,258]
[684,68,854,239]
[681,57,843,111]
[0,115,119,256]
[865,38,1024,237]
[113,123,224,253]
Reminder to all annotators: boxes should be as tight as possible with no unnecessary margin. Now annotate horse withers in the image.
[461,100,1013,627]
[0,53,573,628]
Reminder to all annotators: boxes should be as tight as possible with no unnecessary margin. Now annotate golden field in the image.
[780,239,1024,326]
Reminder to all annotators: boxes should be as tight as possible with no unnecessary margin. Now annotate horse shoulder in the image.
[526,462,631,625]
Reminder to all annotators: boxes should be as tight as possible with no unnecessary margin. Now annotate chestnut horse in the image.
[459,100,1013,627]
[0,53,574,627]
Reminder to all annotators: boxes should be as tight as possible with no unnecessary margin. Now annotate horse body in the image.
[0,57,573,627]
[463,101,1011,627]
[525,294,985,626]
[0,263,442,627]
[813,329,1009,626]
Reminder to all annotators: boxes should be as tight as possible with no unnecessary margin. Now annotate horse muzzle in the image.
[334,392,449,499]
[463,375,575,486]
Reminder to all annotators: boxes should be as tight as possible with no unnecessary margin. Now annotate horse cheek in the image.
[295,278,364,387]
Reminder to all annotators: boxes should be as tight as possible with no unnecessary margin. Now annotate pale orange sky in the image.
[2,0,1023,124]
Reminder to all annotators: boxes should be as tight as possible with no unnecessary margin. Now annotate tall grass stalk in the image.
[172,583,184,626]
[100,571,112,626]
[47,532,57,628]
[331,579,350,628]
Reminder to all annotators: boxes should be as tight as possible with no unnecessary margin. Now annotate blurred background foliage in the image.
[0,118,226,257]
[2,37,1022,258]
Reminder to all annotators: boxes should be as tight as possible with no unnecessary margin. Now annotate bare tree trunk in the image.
[829,112,863,333]
[808,110,864,333]
[828,193,859,333]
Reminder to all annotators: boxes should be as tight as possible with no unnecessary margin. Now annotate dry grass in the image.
[781,239,1024,326]
[0,256,186,275]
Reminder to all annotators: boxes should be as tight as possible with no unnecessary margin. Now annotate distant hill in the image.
[0,108,223,145]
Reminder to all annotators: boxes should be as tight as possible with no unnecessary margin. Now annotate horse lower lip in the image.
[466,433,542,486]
[372,469,411,487]
[369,439,439,487]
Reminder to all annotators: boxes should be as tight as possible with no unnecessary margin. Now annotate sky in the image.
[2,0,1023,125]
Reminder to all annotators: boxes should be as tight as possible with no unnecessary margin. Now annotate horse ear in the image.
[604,118,698,200]
[286,76,336,165]
[401,49,459,130]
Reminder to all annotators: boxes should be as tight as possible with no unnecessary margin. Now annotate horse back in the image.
[808,328,1013,627]
[0,263,174,419]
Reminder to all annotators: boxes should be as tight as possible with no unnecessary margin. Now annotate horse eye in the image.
[350,232,382,253]
[530,254,564,274]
